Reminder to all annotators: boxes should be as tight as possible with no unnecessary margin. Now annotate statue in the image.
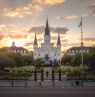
[44,54,51,66]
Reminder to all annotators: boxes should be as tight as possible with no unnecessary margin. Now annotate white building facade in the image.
[0,41,32,55]
[33,18,61,61]
[66,47,89,56]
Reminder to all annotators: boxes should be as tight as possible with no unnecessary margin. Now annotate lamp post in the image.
[52,64,55,81]
[41,64,44,81]
[34,64,37,81]
[59,64,61,81]
[11,68,13,87]
[25,69,27,87]
[46,70,49,80]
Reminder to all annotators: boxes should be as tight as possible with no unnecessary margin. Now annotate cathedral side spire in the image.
[57,33,61,45]
[34,33,37,45]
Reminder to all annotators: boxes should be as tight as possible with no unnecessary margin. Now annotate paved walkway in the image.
[0,80,95,87]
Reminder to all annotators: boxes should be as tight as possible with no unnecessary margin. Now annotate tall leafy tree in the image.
[0,52,16,70]
[71,53,95,70]
[61,55,73,65]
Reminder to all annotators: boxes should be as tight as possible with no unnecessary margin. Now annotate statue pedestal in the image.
[44,59,51,66]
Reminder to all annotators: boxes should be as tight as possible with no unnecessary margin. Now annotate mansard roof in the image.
[0,47,29,52]
[67,46,90,51]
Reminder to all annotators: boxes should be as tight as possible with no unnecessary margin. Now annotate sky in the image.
[0,0,95,51]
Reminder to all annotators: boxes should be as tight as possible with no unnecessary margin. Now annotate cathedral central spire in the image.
[44,16,51,43]
[45,16,50,36]
[57,33,61,45]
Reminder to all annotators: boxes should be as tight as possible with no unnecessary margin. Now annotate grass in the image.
[0,65,95,80]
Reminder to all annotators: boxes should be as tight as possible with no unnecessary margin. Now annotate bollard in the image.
[34,69,37,81]
[76,80,79,86]
[59,69,61,81]
[52,69,55,81]
[25,79,27,87]
[41,69,44,81]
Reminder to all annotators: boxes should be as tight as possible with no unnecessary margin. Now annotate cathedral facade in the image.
[33,18,61,61]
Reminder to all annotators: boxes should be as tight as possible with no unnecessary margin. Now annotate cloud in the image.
[68,42,80,47]
[0,24,17,33]
[82,14,90,17]
[3,1,43,18]
[51,36,57,40]
[83,38,95,42]
[84,2,95,17]
[24,42,33,46]
[57,15,77,20]
[83,38,95,46]
[7,35,28,39]
[64,15,77,20]
[77,0,85,3]
[53,27,69,34]
[3,7,34,18]
[2,0,65,18]
[68,38,95,47]
[3,8,22,17]
[35,0,65,5]
[23,3,43,14]
[38,38,43,41]
[90,4,95,15]
[29,26,44,34]
[61,39,68,42]
[57,16,64,20]
[0,35,5,40]
[28,26,69,34]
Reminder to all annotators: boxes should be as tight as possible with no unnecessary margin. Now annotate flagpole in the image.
[81,17,83,65]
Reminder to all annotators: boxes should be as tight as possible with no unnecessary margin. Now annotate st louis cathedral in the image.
[33,18,61,62]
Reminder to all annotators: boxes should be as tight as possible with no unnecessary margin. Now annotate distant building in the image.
[0,41,32,55]
[33,17,61,61]
[66,47,90,56]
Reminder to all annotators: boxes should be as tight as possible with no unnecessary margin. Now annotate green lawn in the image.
[0,65,95,80]
[13,66,35,74]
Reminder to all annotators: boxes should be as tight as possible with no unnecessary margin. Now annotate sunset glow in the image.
[0,0,95,51]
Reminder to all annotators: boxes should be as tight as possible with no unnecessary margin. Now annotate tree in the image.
[89,47,95,53]
[34,58,44,66]
[71,53,95,70]
[22,55,34,66]
[6,52,34,67]
[71,53,81,66]
[0,53,16,70]
[61,55,73,65]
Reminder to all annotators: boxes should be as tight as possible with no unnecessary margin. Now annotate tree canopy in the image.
[0,52,34,69]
